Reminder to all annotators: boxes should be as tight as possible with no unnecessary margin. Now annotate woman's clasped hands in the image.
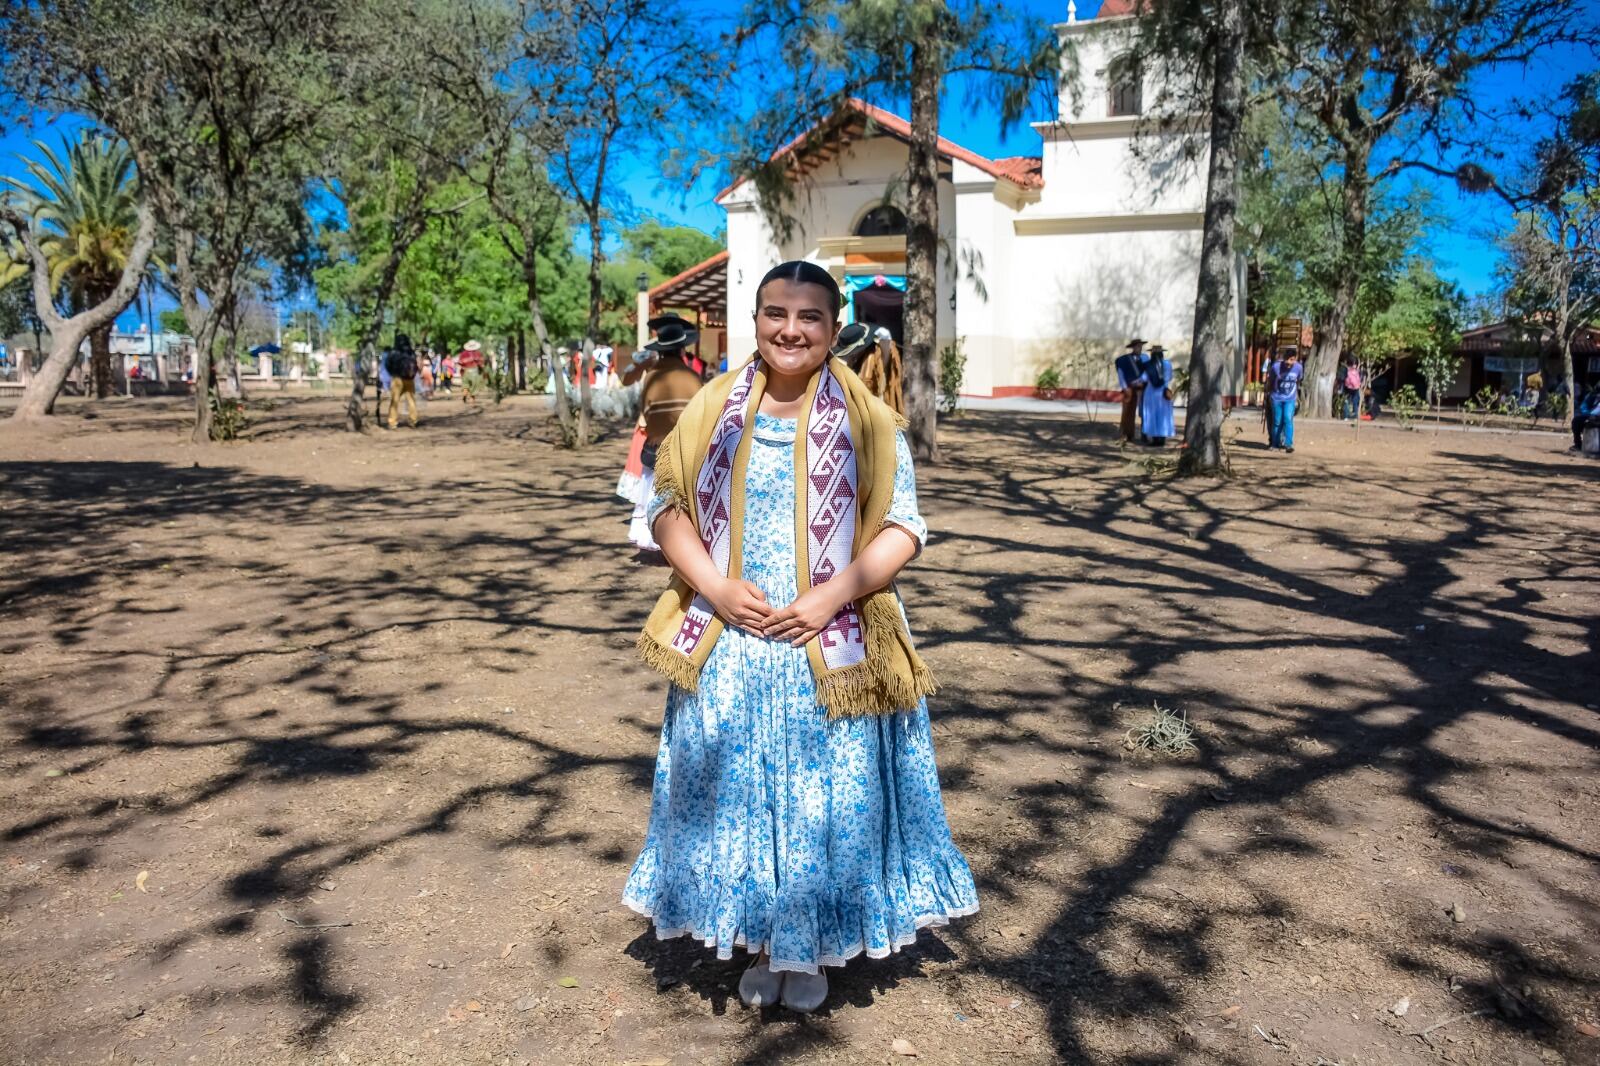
[706,577,847,647]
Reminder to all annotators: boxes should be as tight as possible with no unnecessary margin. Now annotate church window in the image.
[1108,55,1142,117]
[855,205,907,237]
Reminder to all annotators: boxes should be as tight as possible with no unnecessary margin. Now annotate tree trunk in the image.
[1306,146,1371,418]
[89,321,114,400]
[13,324,91,418]
[345,226,418,432]
[524,249,575,443]
[1179,0,1244,477]
[6,201,156,420]
[580,202,605,448]
[904,37,942,463]
[1555,218,1575,433]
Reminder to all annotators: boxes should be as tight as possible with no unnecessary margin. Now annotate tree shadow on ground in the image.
[1,408,1596,1062]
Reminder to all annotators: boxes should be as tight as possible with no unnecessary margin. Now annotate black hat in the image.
[1126,338,1146,348]
[1148,345,1166,355]
[645,319,698,353]
[648,314,694,334]
[831,322,874,363]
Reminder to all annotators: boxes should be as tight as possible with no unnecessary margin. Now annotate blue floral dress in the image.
[623,412,979,975]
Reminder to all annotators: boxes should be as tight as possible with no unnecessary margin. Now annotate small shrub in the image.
[477,359,516,404]
[1035,364,1063,396]
[1462,386,1496,428]
[938,338,967,416]
[1389,383,1425,428]
[210,396,247,441]
[1123,703,1198,758]
[1548,393,1570,422]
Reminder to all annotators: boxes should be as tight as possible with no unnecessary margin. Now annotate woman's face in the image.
[754,278,838,379]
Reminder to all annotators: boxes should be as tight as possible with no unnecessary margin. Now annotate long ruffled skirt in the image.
[622,624,978,974]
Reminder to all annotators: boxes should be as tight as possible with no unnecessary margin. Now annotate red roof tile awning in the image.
[716,99,1043,204]
[648,250,728,322]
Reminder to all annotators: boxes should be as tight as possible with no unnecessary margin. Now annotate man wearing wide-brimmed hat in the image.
[1114,338,1148,443]
[830,323,905,415]
[458,339,485,404]
[623,314,703,552]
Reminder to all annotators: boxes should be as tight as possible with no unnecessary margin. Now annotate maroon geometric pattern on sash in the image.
[806,369,866,673]
[672,362,757,655]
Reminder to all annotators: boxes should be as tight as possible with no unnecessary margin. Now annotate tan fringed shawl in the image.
[636,355,935,718]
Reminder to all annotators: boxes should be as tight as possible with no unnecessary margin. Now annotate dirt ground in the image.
[1,392,1596,1066]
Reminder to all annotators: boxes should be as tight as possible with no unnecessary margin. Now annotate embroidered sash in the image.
[637,356,934,717]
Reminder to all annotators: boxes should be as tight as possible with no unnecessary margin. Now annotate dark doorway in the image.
[852,281,905,345]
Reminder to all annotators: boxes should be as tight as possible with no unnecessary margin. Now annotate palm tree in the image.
[2,134,140,398]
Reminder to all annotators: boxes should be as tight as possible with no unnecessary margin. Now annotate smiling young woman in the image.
[622,260,978,1013]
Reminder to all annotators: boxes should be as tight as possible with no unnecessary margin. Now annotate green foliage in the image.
[1389,383,1425,428]
[1417,349,1464,409]
[621,219,722,280]
[0,277,33,339]
[1035,364,1062,393]
[158,308,188,335]
[938,337,967,416]
[479,358,515,404]
[209,395,247,441]
[1241,104,1440,339]
[1361,259,1464,366]
[1,133,139,308]
[1462,386,1497,428]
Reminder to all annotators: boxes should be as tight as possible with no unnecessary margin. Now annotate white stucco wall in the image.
[718,14,1240,398]
[722,136,956,361]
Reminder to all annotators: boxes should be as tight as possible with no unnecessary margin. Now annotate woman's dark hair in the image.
[393,332,414,354]
[754,260,842,322]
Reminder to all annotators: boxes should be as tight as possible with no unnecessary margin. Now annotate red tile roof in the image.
[1094,0,1141,16]
[648,250,728,314]
[715,98,1044,204]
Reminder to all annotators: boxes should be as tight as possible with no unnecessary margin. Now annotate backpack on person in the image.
[1345,365,1361,390]
[386,347,417,380]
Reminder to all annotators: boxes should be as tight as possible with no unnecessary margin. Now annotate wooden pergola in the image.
[647,250,729,363]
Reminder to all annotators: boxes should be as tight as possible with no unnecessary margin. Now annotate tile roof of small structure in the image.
[648,250,729,315]
[715,98,1044,204]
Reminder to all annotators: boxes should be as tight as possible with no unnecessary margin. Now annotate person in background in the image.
[1369,369,1392,419]
[1114,339,1148,444]
[1525,371,1544,423]
[1140,345,1175,446]
[416,345,434,399]
[1341,358,1363,421]
[1263,347,1303,452]
[384,333,421,429]
[459,339,485,404]
[439,351,456,394]
[627,316,703,553]
[377,343,393,400]
[830,323,906,416]
[593,340,615,388]
[1571,381,1600,452]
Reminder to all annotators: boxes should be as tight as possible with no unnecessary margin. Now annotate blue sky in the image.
[1,0,1589,331]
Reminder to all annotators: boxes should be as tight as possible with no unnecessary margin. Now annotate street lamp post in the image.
[635,272,650,351]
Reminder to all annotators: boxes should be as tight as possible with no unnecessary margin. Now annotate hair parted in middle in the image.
[754,260,843,323]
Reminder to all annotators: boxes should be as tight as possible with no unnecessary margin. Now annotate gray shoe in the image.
[780,969,828,1013]
[738,958,781,1007]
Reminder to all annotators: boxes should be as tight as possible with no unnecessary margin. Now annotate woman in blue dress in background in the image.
[623,261,978,1013]
[1140,344,1175,446]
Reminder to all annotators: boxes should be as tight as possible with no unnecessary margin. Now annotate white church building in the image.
[702,0,1244,400]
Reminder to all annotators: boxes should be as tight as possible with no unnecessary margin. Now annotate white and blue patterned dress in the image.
[623,412,980,975]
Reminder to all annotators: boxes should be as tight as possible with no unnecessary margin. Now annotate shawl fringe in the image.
[636,627,702,693]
